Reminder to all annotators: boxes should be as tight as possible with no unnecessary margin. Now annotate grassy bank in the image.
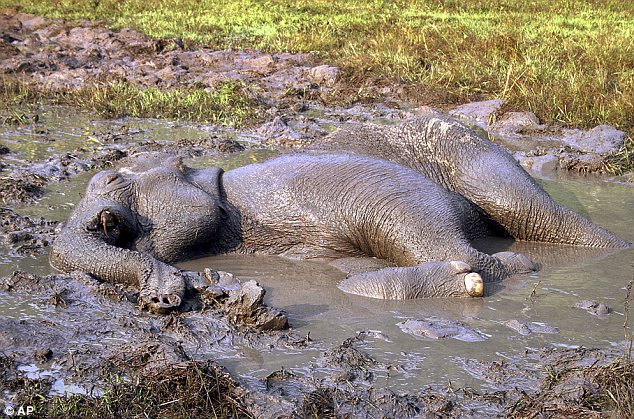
[0,77,257,126]
[2,0,633,133]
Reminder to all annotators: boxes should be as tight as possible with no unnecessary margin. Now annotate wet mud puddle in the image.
[1,108,633,404]
[181,176,634,394]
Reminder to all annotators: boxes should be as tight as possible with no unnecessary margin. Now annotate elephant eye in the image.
[105,174,119,185]
[100,210,118,227]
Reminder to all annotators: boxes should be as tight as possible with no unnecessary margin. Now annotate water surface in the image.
[180,176,634,393]
[1,109,632,395]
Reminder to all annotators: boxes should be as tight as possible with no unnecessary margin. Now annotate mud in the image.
[0,270,307,409]
[397,318,487,342]
[449,100,628,176]
[504,319,559,336]
[0,208,58,256]
[0,270,485,417]
[0,11,323,103]
[575,300,612,316]
[1,10,633,418]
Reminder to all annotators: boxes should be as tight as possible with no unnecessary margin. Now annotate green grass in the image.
[70,80,258,125]
[0,76,258,126]
[605,135,634,175]
[2,0,633,133]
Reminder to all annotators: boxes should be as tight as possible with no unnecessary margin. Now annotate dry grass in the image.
[9,360,252,418]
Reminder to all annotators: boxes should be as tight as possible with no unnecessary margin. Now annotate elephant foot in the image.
[493,251,539,275]
[464,273,484,297]
[339,260,484,299]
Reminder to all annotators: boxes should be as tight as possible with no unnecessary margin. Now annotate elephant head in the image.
[50,153,226,313]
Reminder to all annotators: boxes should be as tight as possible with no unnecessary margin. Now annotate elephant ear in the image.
[86,170,132,196]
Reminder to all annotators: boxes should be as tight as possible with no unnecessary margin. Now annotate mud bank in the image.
[0,267,631,418]
[1,11,630,178]
[0,270,303,415]
[449,99,629,176]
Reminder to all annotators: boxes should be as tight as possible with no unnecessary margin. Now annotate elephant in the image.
[49,116,630,313]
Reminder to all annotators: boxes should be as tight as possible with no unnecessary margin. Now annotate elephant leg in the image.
[316,117,629,248]
[405,119,629,248]
[447,246,538,283]
[338,260,484,299]
[453,152,629,248]
[333,245,536,299]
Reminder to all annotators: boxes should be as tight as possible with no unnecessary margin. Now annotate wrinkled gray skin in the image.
[50,117,630,313]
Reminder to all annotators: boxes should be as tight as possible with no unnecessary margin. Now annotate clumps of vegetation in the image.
[4,0,634,133]
[0,76,41,125]
[299,387,337,418]
[0,75,37,108]
[508,357,634,418]
[0,173,46,204]
[69,81,259,126]
[605,136,634,176]
[9,360,252,418]
[590,359,634,416]
[1,111,38,126]
[0,76,258,126]
[510,273,634,418]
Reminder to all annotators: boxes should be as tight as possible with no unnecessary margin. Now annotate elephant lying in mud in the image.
[50,116,629,313]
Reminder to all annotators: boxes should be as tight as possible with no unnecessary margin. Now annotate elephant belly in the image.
[223,153,477,265]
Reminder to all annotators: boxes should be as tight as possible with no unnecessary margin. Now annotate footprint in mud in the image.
[504,319,559,336]
[574,300,611,316]
[397,317,487,342]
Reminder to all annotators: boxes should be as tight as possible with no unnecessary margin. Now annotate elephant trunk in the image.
[50,227,185,313]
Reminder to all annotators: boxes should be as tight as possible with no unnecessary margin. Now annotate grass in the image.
[0,76,258,126]
[509,358,634,417]
[2,0,633,133]
[591,358,634,416]
[70,80,258,125]
[8,360,252,418]
[605,135,634,176]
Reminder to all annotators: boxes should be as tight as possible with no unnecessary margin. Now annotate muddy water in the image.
[0,106,214,164]
[178,175,634,394]
[1,108,633,397]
